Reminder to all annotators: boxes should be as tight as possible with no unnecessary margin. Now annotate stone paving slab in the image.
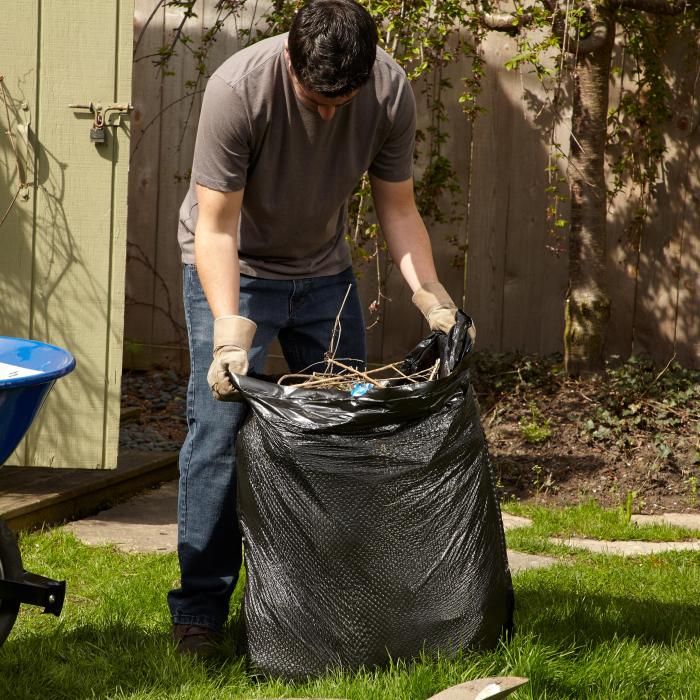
[550,536,700,555]
[62,480,178,553]
[501,513,533,530]
[632,513,700,530]
[507,550,561,573]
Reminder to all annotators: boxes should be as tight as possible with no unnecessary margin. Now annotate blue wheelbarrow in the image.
[0,336,76,646]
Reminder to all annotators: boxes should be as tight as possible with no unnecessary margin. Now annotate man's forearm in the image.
[369,175,438,292]
[194,227,240,318]
[380,206,438,292]
[193,185,244,319]
[370,175,462,334]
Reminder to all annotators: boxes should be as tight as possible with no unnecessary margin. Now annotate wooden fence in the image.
[125,1,700,372]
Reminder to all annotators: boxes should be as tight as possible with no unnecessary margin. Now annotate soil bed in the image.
[120,352,700,514]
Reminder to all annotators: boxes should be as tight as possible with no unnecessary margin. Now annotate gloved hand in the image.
[207,315,257,401]
[412,281,477,344]
[412,281,458,334]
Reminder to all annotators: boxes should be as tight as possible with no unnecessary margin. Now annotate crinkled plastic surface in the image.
[234,313,514,679]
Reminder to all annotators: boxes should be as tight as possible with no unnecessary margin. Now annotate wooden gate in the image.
[0,0,133,469]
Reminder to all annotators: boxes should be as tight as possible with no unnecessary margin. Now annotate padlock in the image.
[90,111,106,144]
[90,126,106,143]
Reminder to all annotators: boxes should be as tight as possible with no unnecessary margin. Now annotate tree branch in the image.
[482,12,529,31]
[479,4,609,54]
[606,0,689,14]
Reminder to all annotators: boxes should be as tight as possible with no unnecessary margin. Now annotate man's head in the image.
[287,0,378,100]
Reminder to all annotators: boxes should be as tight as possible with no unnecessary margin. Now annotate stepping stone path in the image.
[500,513,561,573]
[631,513,700,529]
[550,512,700,555]
[62,484,700,568]
[507,550,560,573]
[550,537,700,555]
[63,481,178,553]
[501,513,533,530]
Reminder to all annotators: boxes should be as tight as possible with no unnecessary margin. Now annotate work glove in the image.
[412,281,477,343]
[207,315,257,401]
[412,281,459,334]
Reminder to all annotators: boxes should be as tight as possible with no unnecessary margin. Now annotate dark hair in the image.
[288,0,378,98]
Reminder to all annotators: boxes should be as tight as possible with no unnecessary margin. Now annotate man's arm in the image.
[194,184,256,399]
[369,175,437,292]
[370,175,461,335]
[194,184,244,317]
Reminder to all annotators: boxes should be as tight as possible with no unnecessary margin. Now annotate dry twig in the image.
[277,358,441,391]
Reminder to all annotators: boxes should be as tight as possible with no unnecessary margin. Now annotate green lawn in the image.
[1,526,699,700]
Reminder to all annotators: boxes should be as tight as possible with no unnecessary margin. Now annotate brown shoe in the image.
[172,623,220,657]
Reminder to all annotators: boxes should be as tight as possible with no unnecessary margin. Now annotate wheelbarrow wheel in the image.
[0,519,22,647]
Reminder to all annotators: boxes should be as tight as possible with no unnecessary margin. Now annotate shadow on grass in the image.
[0,578,698,700]
[516,568,700,646]
[0,620,248,700]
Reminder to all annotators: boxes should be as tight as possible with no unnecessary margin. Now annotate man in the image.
[169,0,460,655]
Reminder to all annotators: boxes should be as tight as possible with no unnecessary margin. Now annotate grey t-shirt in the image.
[178,33,416,278]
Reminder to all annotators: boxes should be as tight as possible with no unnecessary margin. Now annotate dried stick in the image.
[326,284,353,363]
[324,357,383,386]
[277,373,316,385]
[367,362,418,383]
[277,359,441,389]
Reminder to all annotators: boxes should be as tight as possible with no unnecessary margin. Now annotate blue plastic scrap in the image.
[350,382,373,397]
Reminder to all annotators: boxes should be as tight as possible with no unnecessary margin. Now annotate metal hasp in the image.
[68,101,132,145]
[0,571,65,616]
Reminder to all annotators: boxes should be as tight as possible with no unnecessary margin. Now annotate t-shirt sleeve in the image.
[191,75,250,192]
[368,75,416,182]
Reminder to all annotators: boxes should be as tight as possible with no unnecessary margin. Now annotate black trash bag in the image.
[234,312,514,679]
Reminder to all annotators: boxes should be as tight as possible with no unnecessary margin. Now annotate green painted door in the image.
[0,1,133,469]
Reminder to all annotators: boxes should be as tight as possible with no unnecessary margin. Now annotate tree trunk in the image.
[564,14,615,376]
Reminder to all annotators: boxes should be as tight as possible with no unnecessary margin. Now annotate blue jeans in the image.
[167,264,366,630]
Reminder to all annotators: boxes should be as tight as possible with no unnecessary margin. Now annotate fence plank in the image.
[604,42,638,361]
[147,2,204,368]
[427,56,474,345]
[669,44,700,369]
[125,0,165,368]
[494,51,568,355]
[630,41,700,368]
[355,250,386,365]
[606,194,642,361]
[376,265,423,364]
[464,34,513,352]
